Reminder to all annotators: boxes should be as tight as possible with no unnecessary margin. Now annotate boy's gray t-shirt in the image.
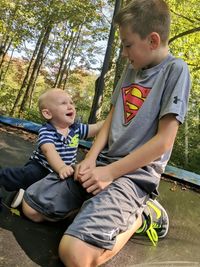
[99,54,190,185]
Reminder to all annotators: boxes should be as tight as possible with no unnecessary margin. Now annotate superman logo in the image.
[122,84,151,124]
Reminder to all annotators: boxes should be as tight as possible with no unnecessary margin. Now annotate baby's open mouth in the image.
[66,112,73,117]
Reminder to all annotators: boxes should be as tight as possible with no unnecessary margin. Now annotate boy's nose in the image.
[122,47,128,58]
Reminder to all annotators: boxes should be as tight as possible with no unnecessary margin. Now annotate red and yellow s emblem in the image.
[122,84,150,124]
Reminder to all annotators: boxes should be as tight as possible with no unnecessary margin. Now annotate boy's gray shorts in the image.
[24,170,151,250]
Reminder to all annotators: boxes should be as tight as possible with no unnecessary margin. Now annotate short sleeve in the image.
[159,59,191,124]
[78,123,89,139]
[38,126,55,147]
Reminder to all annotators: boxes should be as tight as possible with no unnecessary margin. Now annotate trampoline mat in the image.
[0,127,200,267]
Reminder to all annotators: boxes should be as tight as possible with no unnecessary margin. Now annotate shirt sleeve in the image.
[159,58,191,124]
[78,123,89,139]
[38,126,55,147]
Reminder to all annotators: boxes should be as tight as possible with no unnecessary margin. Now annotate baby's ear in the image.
[41,108,52,120]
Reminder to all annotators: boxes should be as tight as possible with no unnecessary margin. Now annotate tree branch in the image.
[170,9,196,24]
[169,27,200,44]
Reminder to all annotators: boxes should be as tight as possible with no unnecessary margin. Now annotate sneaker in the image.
[11,189,25,208]
[136,199,169,246]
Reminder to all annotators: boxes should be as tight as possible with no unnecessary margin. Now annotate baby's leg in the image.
[0,160,49,191]
[22,199,45,222]
[22,172,89,222]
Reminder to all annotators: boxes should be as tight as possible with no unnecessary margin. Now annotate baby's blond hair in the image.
[38,88,65,113]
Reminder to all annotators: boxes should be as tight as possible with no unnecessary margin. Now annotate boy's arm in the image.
[75,107,114,178]
[87,120,105,138]
[79,114,179,194]
[83,106,114,159]
[106,114,179,179]
[40,143,74,179]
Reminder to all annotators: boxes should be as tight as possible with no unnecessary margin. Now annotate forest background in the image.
[0,0,199,174]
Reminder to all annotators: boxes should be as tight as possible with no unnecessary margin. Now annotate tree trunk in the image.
[57,36,76,88]
[58,26,82,88]
[0,37,12,71]
[54,30,74,88]
[0,48,14,82]
[18,24,52,116]
[62,27,82,89]
[10,32,44,116]
[88,0,121,123]
[113,44,127,91]
[28,43,53,108]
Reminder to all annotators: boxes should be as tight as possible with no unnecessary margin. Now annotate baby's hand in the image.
[58,164,74,179]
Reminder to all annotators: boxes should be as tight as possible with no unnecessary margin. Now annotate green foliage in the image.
[23,108,43,124]
[166,0,200,174]
[65,69,97,123]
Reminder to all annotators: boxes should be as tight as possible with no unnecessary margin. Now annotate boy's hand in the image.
[58,164,74,179]
[74,157,96,181]
[78,166,113,195]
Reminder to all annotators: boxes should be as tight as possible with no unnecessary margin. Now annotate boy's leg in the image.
[58,177,169,267]
[59,216,143,267]
[22,172,89,222]
[59,198,169,267]
[59,177,147,266]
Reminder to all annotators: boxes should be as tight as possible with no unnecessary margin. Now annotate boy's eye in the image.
[122,43,132,49]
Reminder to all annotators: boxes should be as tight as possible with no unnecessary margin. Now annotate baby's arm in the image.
[87,120,105,138]
[40,143,74,179]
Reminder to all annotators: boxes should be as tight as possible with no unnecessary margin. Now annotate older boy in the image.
[0,89,103,207]
[23,0,190,266]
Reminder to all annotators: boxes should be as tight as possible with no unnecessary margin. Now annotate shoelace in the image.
[146,224,158,246]
[136,215,159,246]
[145,205,160,246]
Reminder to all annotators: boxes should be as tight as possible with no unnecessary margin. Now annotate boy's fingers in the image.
[73,164,80,180]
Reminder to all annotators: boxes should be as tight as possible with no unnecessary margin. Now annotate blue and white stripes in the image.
[31,122,88,172]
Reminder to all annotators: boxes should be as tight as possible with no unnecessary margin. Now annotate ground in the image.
[0,124,200,267]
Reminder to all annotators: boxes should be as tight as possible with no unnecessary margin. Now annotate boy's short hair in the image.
[114,0,170,44]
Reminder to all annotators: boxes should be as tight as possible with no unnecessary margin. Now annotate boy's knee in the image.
[59,235,80,266]
[22,199,44,222]
[59,235,101,267]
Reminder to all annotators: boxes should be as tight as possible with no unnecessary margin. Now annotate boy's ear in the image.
[41,108,52,120]
[149,32,160,49]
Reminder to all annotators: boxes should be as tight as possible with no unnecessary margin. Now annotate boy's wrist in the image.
[106,163,119,181]
[85,151,97,162]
